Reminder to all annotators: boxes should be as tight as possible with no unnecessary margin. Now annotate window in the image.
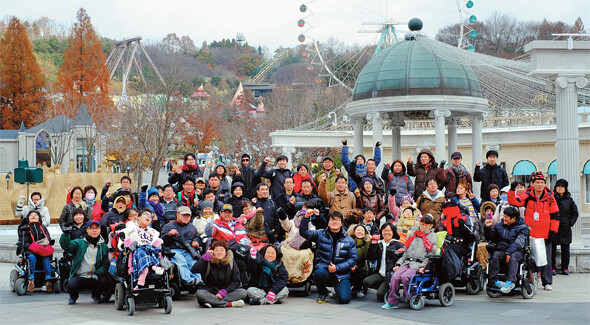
[0,147,7,172]
[35,130,51,167]
[547,159,557,189]
[584,160,590,204]
[512,160,537,184]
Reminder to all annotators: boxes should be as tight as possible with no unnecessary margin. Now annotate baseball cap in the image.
[450,152,462,159]
[222,204,233,212]
[177,206,192,215]
[87,220,100,227]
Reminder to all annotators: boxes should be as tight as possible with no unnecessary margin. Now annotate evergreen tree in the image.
[0,17,46,129]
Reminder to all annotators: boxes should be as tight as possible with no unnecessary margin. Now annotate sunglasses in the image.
[242,159,249,162]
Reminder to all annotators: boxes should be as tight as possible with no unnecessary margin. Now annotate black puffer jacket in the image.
[554,190,579,245]
[473,163,509,201]
[232,162,260,199]
[247,245,289,293]
[367,239,404,278]
[192,250,241,294]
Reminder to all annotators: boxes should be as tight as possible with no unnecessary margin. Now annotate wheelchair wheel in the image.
[9,269,19,292]
[438,282,455,307]
[409,295,425,310]
[61,278,69,293]
[163,296,173,314]
[54,279,61,293]
[169,282,181,300]
[521,276,536,299]
[115,283,125,310]
[126,297,135,316]
[303,281,312,296]
[15,278,27,296]
[486,288,502,298]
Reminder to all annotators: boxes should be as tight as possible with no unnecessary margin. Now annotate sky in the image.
[1,0,589,53]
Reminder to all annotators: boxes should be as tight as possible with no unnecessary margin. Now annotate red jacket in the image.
[508,187,560,239]
[293,173,316,194]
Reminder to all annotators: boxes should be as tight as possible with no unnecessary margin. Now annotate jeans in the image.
[314,268,352,304]
[487,250,524,283]
[552,242,570,271]
[67,275,110,300]
[27,253,52,280]
[387,265,417,305]
[171,249,199,284]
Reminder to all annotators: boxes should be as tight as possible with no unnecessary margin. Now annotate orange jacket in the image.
[508,187,559,239]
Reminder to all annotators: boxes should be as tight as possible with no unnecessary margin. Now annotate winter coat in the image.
[341,145,381,192]
[554,191,579,245]
[415,190,446,223]
[314,168,338,193]
[406,149,442,200]
[355,184,386,221]
[205,163,233,194]
[381,160,415,205]
[508,187,560,239]
[205,217,249,246]
[59,233,109,281]
[59,201,93,231]
[473,163,509,202]
[484,216,529,255]
[65,193,104,221]
[167,164,203,189]
[396,227,437,269]
[16,194,51,227]
[232,162,260,199]
[437,165,472,198]
[294,172,316,194]
[350,167,385,198]
[318,180,356,217]
[348,227,371,272]
[224,182,247,218]
[275,191,299,219]
[118,221,162,251]
[161,220,200,250]
[255,196,279,241]
[247,246,289,293]
[368,239,405,277]
[258,161,295,200]
[17,217,52,255]
[100,207,125,230]
[299,216,358,281]
[396,207,420,233]
[191,250,241,294]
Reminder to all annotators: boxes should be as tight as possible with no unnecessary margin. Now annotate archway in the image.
[35,130,51,167]
[512,160,536,184]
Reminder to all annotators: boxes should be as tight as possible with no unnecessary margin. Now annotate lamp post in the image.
[126,164,130,177]
[5,171,11,190]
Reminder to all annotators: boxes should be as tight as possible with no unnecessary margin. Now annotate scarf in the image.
[84,198,96,208]
[28,222,47,242]
[73,200,89,211]
[148,200,164,220]
[404,230,433,251]
[85,234,100,246]
[181,164,198,172]
[259,258,277,289]
[458,197,477,220]
[441,206,466,236]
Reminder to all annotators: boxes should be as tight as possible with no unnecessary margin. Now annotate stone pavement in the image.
[1,262,589,325]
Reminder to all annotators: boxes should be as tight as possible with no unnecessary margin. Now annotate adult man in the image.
[232,153,260,199]
[318,175,356,218]
[314,156,340,193]
[484,207,529,293]
[197,188,223,214]
[258,155,295,200]
[437,151,472,198]
[350,159,385,198]
[474,150,509,202]
[60,220,109,305]
[161,184,181,211]
[207,174,229,201]
[341,139,382,192]
[168,153,203,191]
[205,204,249,245]
[275,176,299,219]
[16,192,51,227]
[253,183,280,242]
[195,177,207,201]
[508,172,560,291]
[300,211,358,304]
[161,206,201,286]
[100,176,138,207]
[177,177,198,208]
[415,178,446,223]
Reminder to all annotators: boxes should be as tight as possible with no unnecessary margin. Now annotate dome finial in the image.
[408,18,423,31]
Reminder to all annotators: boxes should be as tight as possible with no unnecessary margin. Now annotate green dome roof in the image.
[353,38,483,101]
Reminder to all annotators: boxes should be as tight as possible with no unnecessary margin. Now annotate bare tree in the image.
[32,101,76,167]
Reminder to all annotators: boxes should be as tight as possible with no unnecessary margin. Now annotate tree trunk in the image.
[151,165,161,187]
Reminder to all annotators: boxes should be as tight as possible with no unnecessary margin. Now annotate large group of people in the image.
[15,141,579,310]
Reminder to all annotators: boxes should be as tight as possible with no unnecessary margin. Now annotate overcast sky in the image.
[1,0,588,52]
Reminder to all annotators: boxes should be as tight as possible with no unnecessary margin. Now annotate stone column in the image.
[469,113,484,198]
[390,113,405,161]
[433,109,451,163]
[367,112,388,145]
[552,76,588,248]
[352,117,365,157]
[447,118,459,158]
[281,146,296,170]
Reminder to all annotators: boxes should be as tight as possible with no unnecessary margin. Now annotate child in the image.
[487,184,501,205]
[494,183,525,222]
[120,209,164,288]
[359,207,379,235]
[18,210,54,292]
[383,214,437,309]
[396,206,419,235]
[140,187,165,232]
[349,224,371,298]
[193,200,217,249]
[476,202,497,270]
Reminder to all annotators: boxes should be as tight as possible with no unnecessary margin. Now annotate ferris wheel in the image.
[297,0,479,92]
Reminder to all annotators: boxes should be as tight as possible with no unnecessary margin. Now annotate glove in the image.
[510,181,519,192]
[276,207,288,221]
[547,231,556,242]
[91,274,99,282]
[375,141,381,148]
[141,185,148,192]
[62,222,73,233]
[250,247,257,259]
[342,139,347,146]
[266,291,276,302]
[217,289,227,298]
[389,189,397,196]
[439,160,446,169]
[202,252,212,261]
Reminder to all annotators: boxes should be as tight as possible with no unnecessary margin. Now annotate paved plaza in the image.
[1,262,589,325]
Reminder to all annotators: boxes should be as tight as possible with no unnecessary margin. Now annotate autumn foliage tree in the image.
[55,8,112,119]
[0,17,46,129]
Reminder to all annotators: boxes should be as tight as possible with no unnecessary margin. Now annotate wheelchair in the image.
[485,244,537,299]
[448,239,484,295]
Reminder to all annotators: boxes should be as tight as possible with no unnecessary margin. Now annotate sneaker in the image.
[68,298,77,305]
[249,298,261,305]
[316,295,326,303]
[544,284,552,291]
[203,303,212,308]
[45,281,52,292]
[562,269,569,275]
[327,289,335,299]
[355,291,365,298]
[494,280,505,288]
[91,295,102,304]
[231,299,244,308]
[382,303,399,309]
[552,269,556,276]
[537,272,541,279]
[28,280,35,292]
[190,278,200,286]
[499,281,515,293]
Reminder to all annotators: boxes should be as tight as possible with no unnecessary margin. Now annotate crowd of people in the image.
[15,140,579,310]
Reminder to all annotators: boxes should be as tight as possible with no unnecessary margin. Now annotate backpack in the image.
[387,173,409,188]
[439,241,462,282]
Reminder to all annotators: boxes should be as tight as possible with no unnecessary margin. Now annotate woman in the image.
[18,210,54,292]
[552,179,579,275]
[59,186,92,232]
[192,240,247,308]
[279,201,315,284]
[355,177,386,222]
[349,224,371,298]
[383,214,437,309]
[247,245,289,305]
[225,182,247,218]
[293,163,316,194]
[406,149,441,201]
[363,223,404,302]
[381,160,415,206]
[69,208,89,240]
[452,182,480,227]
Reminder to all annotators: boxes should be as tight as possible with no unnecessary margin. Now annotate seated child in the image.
[396,206,419,235]
[18,210,54,292]
[240,200,268,249]
[193,200,217,249]
[383,214,437,309]
[476,202,496,270]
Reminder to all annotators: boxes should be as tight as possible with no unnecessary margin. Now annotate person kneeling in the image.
[60,220,109,305]
[192,240,247,308]
[247,245,289,305]
[484,207,529,293]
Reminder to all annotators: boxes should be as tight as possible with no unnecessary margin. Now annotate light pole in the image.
[126,164,130,177]
[5,171,11,190]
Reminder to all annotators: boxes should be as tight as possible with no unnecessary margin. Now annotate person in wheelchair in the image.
[439,199,475,259]
[484,207,529,293]
[18,210,55,292]
[383,214,437,309]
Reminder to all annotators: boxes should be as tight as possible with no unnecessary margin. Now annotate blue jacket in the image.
[484,217,529,255]
[341,145,381,192]
[299,217,358,281]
